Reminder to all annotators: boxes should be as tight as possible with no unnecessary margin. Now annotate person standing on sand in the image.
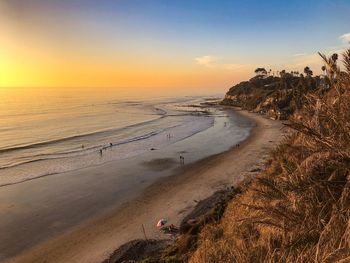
[100,149,103,156]
[179,156,185,165]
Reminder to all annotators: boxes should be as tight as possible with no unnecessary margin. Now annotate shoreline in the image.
[8,109,284,263]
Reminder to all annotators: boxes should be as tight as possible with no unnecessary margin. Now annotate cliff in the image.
[221,74,322,120]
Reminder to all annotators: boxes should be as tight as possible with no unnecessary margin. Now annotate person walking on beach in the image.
[100,149,103,156]
[110,142,113,147]
[179,156,185,165]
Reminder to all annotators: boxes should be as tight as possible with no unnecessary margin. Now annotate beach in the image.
[5,109,284,263]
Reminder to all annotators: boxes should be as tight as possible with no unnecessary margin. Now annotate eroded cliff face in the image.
[221,74,321,120]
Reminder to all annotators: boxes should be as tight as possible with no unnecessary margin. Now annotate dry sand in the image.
[8,109,285,263]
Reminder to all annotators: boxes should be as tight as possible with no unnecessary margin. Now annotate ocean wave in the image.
[0,127,173,170]
[0,115,167,154]
[0,157,55,170]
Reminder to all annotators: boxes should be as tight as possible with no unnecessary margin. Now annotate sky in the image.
[0,0,349,93]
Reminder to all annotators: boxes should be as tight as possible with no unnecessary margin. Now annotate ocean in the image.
[0,87,229,185]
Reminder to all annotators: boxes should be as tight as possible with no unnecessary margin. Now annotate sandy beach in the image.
[7,109,284,263]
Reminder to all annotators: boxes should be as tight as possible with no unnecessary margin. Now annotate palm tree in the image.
[331,53,338,63]
[304,66,313,77]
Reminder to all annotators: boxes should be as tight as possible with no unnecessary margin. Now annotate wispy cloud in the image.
[293,53,307,57]
[339,33,350,44]
[194,55,218,67]
[195,55,251,71]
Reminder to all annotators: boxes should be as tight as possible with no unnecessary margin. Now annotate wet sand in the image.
[6,109,284,263]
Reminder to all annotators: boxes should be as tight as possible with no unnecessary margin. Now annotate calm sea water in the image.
[0,87,220,185]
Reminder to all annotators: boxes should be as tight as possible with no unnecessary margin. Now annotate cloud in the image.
[194,55,251,72]
[293,53,307,57]
[339,33,350,44]
[194,55,218,67]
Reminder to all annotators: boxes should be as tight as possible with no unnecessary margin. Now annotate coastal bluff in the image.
[221,73,322,120]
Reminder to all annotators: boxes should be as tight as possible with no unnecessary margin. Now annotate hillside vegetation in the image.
[222,67,326,120]
[190,49,350,262]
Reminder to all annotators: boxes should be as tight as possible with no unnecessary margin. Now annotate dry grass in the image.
[190,49,350,263]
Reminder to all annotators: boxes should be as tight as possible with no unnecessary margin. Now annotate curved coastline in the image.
[7,108,285,263]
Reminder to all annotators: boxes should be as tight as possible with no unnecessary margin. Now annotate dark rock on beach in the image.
[102,239,172,263]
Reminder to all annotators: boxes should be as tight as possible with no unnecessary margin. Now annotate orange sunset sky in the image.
[0,0,349,93]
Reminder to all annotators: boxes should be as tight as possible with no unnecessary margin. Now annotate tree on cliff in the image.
[254,68,267,77]
[304,66,313,77]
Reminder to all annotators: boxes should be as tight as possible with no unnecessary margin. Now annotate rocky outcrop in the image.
[222,75,321,120]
